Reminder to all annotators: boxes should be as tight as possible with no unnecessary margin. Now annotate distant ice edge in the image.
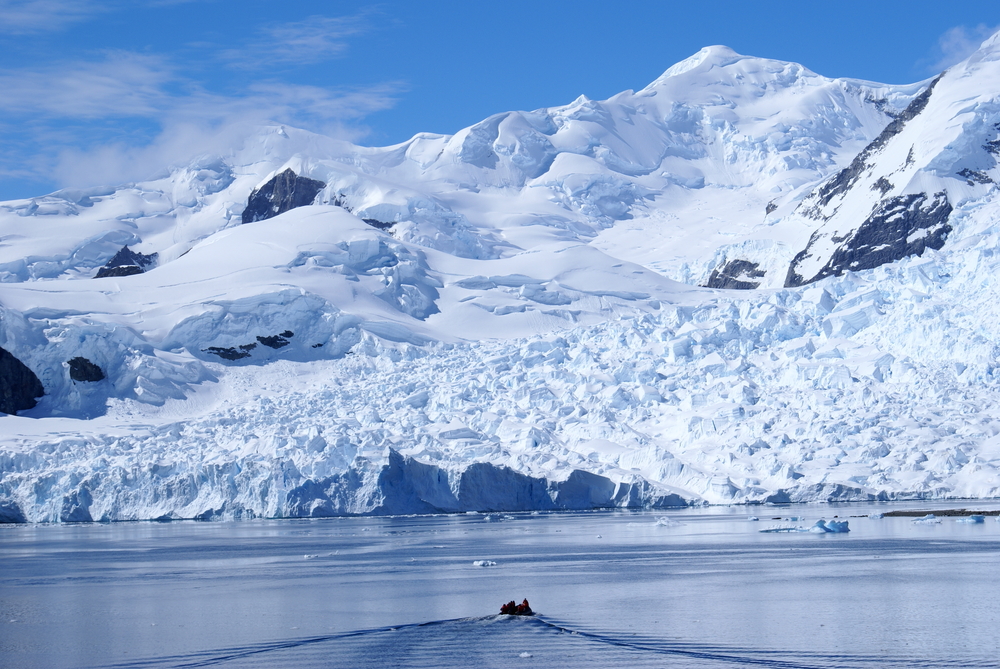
[0,447,956,525]
[0,449,692,524]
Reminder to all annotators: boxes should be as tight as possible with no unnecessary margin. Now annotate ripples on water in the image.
[95,615,996,669]
[3,503,1000,668]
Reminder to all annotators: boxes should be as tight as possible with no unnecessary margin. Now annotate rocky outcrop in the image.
[94,246,157,278]
[242,169,327,224]
[783,73,956,288]
[705,259,766,290]
[202,331,295,360]
[786,192,952,287]
[0,346,44,415]
[805,75,943,213]
[68,357,105,382]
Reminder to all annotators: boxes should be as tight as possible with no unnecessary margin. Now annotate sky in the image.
[1,0,999,201]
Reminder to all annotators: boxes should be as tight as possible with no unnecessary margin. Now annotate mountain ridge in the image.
[3,36,1000,521]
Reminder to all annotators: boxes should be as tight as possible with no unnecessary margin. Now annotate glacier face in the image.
[3,37,1000,521]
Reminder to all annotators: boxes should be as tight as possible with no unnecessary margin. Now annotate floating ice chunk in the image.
[809,519,850,533]
[912,514,941,525]
[304,554,318,559]
[868,512,884,519]
[519,653,533,658]
[654,516,681,527]
[747,516,759,521]
[760,524,805,533]
[473,560,497,567]
[596,534,602,538]
[956,515,986,524]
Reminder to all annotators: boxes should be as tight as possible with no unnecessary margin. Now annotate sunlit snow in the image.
[3,37,1000,522]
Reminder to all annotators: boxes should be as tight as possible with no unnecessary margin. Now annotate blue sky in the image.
[1,0,999,200]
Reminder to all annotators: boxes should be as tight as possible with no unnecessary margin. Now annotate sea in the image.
[2,501,1000,668]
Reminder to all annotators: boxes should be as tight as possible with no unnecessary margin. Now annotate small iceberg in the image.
[654,516,682,527]
[868,512,884,519]
[473,560,497,567]
[760,524,805,533]
[747,516,759,522]
[957,515,986,524]
[810,519,850,533]
[760,519,849,534]
[912,514,942,525]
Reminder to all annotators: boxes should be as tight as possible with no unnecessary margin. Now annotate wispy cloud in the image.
[924,24,1000,73]
[0,8,404,196]
[221,13,374,69]
[0,49,402,190]
[0,0,104,34]
[0,52,175,117]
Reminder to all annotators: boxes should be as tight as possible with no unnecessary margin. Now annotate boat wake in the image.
[89,615,994,669]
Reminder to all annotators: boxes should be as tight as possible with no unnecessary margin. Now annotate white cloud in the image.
[0,52,175,117]
[926,24,1000,73]
[0,8,404,195]
[0,0,104,34]
[0,50,402,190]
[221,13,374,69]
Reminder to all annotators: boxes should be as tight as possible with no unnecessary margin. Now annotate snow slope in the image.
[3,37,1000,522]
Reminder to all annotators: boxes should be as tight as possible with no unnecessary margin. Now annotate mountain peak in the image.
[966,29,1000,65]
[659,45,746,79]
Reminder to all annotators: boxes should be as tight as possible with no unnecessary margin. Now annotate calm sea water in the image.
[2,502,1000,668]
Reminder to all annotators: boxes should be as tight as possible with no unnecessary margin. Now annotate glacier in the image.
[3,36,1000,522]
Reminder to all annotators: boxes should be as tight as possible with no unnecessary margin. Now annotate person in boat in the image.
[500,598,533,615]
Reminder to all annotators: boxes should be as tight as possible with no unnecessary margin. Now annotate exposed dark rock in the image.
[94,246,157,279]
[0,501,27,523]
[705,259,766,290]
[0,346,44,415]
[204,331,296,359]
[871,177,893,195]
[363,218,394,230]
[865,95,902,120]
[985,123,1000,155]
[957,168,994,186]
[809,75,943,213]
[786,192,952,287]
[242,168,327,224]
[765,201,777,215]
[257,333,291,349]
[884,508,1000,517]
[68,357,105,382]
[203,344,257,360]
[97,265,143,278]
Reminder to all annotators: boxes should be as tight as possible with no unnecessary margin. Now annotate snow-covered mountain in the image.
[3,36,1000,523]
